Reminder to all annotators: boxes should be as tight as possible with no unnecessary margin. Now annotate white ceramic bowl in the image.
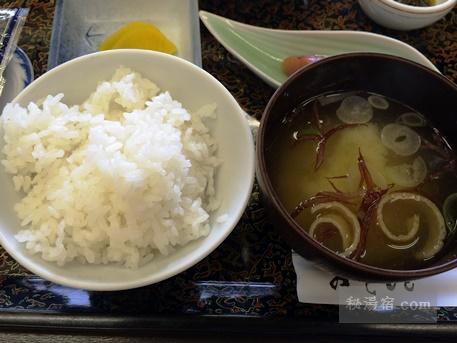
[0,50,255,291]
[358,0,457,30]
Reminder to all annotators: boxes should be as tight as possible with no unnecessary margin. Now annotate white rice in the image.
[0,67,221,268]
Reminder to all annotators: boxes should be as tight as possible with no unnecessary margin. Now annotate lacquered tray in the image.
[2,0,457,337]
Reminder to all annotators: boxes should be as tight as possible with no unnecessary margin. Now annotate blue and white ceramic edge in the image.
[0,47,34,110]
[14,47,34,87]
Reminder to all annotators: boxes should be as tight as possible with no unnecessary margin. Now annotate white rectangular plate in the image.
[48,0,201,69]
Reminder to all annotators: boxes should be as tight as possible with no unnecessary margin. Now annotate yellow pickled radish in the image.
[99,21,177,54]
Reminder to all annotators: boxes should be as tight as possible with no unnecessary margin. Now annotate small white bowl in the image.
[0,50,255,291]
[358,0,457,30]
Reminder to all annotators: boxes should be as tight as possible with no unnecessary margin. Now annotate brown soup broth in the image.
[267,91,457,269]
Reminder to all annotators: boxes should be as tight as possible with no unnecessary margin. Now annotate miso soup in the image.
[268,91,457,269]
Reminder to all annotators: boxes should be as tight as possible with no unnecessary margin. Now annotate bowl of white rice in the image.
[0,49,254,290]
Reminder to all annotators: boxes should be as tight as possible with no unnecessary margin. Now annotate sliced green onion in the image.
[397,112,427,127]
[336,96,373,124]
[292,126,321,140]
[381,123,421,156]
[368,95,389,110]
[385,156,427,187]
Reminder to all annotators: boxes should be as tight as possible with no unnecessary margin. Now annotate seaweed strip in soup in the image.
[269,91,457,270]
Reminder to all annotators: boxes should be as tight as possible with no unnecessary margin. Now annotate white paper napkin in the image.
[292,252,457,306]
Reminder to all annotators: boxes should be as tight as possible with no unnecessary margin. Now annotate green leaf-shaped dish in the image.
[199,10,438,88]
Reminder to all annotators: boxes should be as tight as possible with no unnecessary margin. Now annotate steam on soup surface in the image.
[268,91,457,269]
